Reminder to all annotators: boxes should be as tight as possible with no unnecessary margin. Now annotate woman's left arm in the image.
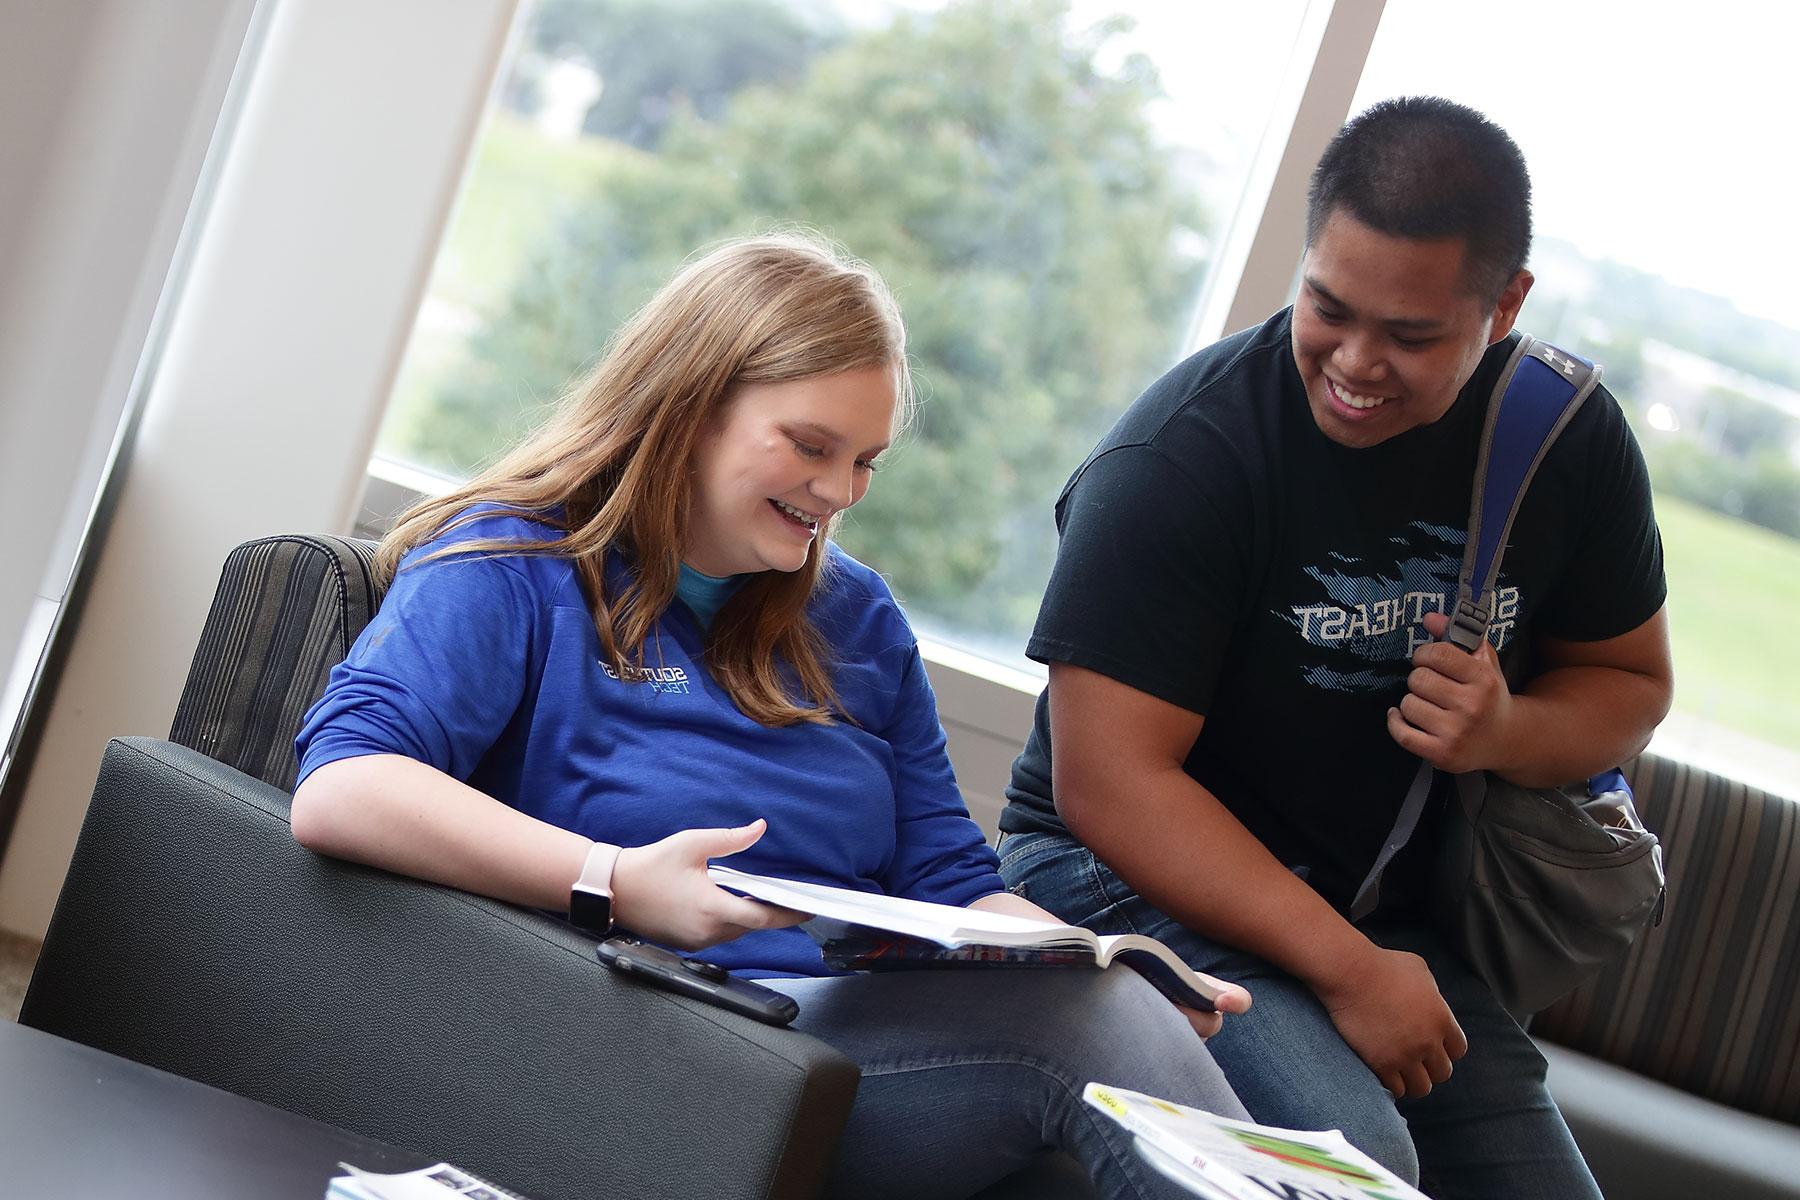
[876,645,1011,904]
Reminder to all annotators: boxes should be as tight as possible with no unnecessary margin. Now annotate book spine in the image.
[810,918,1100,970]
[820,933,1096,971]
[1112,948,1215,1011]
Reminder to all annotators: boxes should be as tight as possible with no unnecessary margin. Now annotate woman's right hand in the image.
[610,818,810,951]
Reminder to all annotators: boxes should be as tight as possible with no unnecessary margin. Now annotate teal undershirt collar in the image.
[676,562,748,631]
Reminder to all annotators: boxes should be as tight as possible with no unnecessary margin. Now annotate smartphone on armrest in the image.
[597,937,800,1027]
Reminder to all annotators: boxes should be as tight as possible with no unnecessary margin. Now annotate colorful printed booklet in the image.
[1083,1084,1430,1200]
[706,865,1228,1010]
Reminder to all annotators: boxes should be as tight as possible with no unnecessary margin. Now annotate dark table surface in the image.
[1,1016,431,1196]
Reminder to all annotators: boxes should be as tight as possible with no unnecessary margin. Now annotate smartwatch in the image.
[569,840,623,937]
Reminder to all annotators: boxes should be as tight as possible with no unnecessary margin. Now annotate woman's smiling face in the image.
[684,364,898,577]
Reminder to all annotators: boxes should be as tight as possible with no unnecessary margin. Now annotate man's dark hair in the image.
[1305,96,1532,301]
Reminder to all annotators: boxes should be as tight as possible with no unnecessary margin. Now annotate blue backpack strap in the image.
[1349,335,1600,923]
[1589,767,1630,795]
[1445,336,1602,651]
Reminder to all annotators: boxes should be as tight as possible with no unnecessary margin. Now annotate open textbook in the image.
[707,865,1228,1010]
[1083,1084,1429,1200]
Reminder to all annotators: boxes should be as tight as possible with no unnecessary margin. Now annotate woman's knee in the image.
[1032,970,1243,1106]
[1057,966,1192,1040]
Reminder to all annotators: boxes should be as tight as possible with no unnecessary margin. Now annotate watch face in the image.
[569,885,613,936]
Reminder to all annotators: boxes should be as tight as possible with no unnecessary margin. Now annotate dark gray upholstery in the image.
[1544,1042,1800,1200]
[23,738,857,1200]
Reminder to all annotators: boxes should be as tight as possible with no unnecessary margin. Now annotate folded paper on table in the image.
[327,1161,527,1200]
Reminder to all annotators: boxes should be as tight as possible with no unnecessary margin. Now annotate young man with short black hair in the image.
[999,97,1671,1197]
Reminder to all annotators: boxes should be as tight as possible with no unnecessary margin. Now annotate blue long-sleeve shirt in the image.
[295,508,1004,976]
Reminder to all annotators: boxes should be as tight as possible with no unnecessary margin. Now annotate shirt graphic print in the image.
[1277,520,1521,694]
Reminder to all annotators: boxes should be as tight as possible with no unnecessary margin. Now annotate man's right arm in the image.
[1050,660,1467,1099]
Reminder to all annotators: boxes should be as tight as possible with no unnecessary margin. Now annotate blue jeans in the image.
[998,830,1603,1200]
[766,965,1249,1200]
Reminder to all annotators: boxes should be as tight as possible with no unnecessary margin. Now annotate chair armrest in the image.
[23,738,857,1200]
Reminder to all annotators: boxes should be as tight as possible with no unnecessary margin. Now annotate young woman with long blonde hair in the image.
[291,233,1249,1198]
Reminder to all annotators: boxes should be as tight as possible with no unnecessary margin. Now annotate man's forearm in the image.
[1065,763,1373,996]
[1495,664,1671,788]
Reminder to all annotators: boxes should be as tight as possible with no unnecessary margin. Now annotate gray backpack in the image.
[1350,335,1666,1017]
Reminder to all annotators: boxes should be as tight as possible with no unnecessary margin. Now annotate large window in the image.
[373,0,1308,662]
[370,0,1795,797]
[1355,1,1800,794]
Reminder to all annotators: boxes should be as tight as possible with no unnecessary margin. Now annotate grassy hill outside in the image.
[1655,493,1799,752]
[379,113,629,462]
[428,111,627,309]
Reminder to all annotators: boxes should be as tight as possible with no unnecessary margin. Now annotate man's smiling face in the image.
[1291,209,1531,449]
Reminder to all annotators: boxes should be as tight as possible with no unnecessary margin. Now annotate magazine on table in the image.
[1082,1083,1429,1200]
[706,865,1228,1010]
[327,1161,527,1200]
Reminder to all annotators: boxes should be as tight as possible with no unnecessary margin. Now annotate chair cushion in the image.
[168,535,382,790]
[1533,752,1800,1123]
[1543,1040,1800,1200]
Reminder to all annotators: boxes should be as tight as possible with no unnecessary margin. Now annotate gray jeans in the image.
[767,965,1248,1200]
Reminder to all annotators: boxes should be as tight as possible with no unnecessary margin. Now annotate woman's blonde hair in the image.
[378,232,911,726]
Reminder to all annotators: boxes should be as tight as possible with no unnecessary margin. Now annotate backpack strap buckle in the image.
[1445,595,1491,653]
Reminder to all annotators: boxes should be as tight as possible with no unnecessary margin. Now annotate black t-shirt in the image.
[1001,308,1667,913]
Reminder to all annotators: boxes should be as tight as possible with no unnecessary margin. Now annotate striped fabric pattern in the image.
[1533,752,1800,1124]
[168,535,384,792]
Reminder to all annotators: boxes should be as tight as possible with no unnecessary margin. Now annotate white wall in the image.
[0,0,520,939]
[0,0,256,793]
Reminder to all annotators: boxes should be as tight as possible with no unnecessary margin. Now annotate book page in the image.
[707,865,1090,947]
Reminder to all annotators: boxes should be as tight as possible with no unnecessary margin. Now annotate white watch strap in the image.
[576,840,622,896]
